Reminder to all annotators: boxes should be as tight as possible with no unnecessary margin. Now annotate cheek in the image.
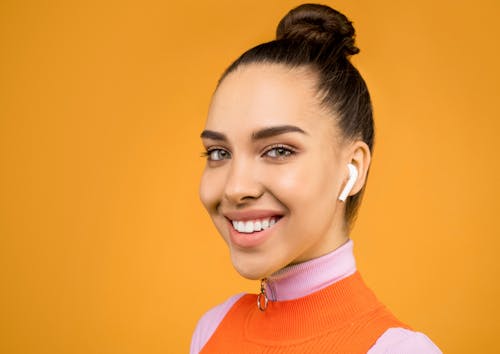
[265,158,336,209]
[199,168,222,212]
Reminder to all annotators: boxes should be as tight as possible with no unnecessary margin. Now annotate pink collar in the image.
[265,239,357,301]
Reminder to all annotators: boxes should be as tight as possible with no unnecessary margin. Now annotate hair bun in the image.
[276,4,359,56]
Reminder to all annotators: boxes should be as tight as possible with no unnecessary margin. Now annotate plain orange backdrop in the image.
[1,0,499,353]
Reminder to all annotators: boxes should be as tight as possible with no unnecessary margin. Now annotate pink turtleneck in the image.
[190,239,442,353]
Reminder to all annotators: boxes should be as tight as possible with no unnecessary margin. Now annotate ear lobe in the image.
[342,140,371,198]
[338,163,358,202]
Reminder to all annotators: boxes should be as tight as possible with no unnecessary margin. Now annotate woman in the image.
[191,3,442,353]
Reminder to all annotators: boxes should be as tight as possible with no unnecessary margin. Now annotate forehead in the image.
[206,63,332,134]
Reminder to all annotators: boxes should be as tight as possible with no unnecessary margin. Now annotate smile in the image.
[224,212,284,248]
[231,217,281,233]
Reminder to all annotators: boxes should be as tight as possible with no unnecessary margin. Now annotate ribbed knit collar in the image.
[265,238,357,301]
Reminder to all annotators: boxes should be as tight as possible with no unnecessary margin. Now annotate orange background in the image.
[1,1,499,353]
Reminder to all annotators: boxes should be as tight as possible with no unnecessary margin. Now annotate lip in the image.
[225,212,284,249]
[223,209,284,222]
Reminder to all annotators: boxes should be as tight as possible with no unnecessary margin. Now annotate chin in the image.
[230,250,278,280]
[234,267,263,281]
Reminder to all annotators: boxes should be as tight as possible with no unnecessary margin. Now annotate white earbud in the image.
[338,163,358,202]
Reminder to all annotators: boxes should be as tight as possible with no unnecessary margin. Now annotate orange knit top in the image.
[200,271,412,353]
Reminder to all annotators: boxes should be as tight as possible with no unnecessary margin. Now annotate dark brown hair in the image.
[218,3,375,229]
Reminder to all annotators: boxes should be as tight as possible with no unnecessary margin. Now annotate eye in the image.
[202,148,231,161]
[264,145,296,159]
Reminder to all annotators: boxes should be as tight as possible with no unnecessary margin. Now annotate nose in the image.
[223,157,263,205]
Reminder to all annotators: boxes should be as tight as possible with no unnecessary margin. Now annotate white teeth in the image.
[244,221,253,233]
[231,217,279,233]
[261,219,269,228]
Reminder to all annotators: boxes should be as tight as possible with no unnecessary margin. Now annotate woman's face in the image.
[199,63,353,280]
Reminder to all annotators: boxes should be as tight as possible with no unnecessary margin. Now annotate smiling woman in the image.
[192,3,441,353]
[199,64,356,280]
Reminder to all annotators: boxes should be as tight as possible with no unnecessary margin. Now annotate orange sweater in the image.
[201,271,412,353]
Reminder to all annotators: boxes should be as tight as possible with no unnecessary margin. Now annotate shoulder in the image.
[190,293,245,354]
[368,327,442,354]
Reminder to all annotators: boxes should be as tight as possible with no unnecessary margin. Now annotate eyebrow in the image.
[251,125,307,140]
[200,130,228,141]
[200,125,307,142]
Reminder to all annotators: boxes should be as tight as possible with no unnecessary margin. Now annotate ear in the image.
[346,140,371,197]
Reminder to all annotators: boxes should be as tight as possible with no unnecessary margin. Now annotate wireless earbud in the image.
[338,163,358,202]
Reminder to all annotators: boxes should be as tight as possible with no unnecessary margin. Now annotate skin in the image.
[199,63,371,280]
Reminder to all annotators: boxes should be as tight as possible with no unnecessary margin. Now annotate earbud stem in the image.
[338,163,358,202]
